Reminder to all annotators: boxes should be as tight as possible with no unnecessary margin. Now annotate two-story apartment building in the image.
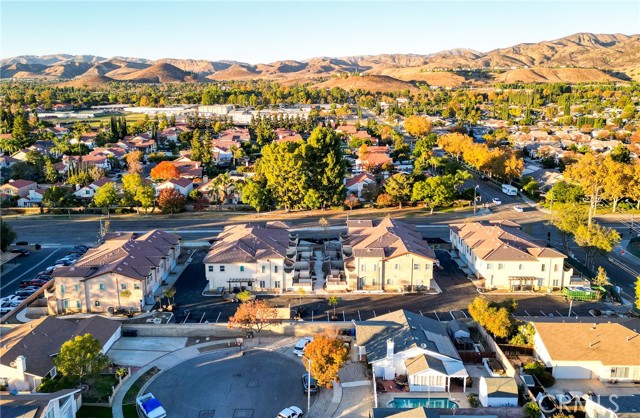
[50,230,180,314]
[203,223,290,293]
[343,218,436,292]
[449,220,572,291]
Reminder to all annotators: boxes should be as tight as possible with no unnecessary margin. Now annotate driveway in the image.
[145,350,308,418]
[108,337,187,367]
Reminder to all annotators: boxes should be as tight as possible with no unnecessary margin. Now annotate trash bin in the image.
[246,331,254,339]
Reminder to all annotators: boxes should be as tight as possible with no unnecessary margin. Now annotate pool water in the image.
[388,397,458,409]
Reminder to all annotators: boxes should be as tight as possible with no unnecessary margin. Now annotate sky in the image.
[2,0,639,63]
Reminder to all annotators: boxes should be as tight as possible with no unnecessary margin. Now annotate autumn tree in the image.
[302,334,349,388]
[93,182,119,217]
[635,276,640,311]
[54,334,110,386]
[150,161,180,181]
[564,153,607,227]
[438,133,473,161]
[468,297,513,339]
[404,115,432,139]
[573,223,620,270]
[157,188,186,214]
[376,193,394,207]
[549,204,587,254]
[384,174,413,209]
[121,173,143,207]
[228,299,278,343]
[592,266,609,287]
[125,150,143,174]
[344,193,360,212]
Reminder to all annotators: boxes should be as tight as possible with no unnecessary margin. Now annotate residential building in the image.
[155,177,193,197]
[0,389,81,418]
[10,149,31,162]
[274,128,303,143]
[50,230,181,314]
[585,394,640,418]
[478,377,519,407]
[170,156,203,179]
[211,139,240,165]
[203,223,290,292]
[218,127,250,143]
[17,188,47,208]
[356,309,468,392]
[342,219,436,292]
[345,172,376,199]
[0,180,38,199]
[355,146,392,171]
[449,220,572,291]
[46,126,70,138]
[0,155,20,169]
[73,178,114,201]
[117,135,157,154]
[0,315,120,390]
[532,319,640,381]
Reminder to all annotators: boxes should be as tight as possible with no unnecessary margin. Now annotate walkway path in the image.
[313,249,327,294]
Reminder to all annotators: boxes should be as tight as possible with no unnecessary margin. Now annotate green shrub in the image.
[524,361,555,387]
[467,393,480,408]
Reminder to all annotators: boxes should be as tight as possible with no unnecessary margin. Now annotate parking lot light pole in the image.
[473,185,479,214]
[303,356,312,414]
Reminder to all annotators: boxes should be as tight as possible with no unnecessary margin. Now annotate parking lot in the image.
[170,250,608,325]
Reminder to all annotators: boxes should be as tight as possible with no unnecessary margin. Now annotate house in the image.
[0,179,38,199]
[0,155,20,169]
[46,126,70,138]
[449,220,573,291]
[170,157,203,179]
[73,178,114,201]
[336,125,358,135]
[203,223,290,292]
[532,319,640,381]
[211,139,240,165]
[356,310,468,392]
[50,230,181,314]
[10,149,31,162]
[585,394,640,418]
[342,219,436,292]
[17,188,47,208]
[478,377,519,407]
[0,315,121,390]
[197,178,241,205]
[158,126,189,143]
[30,140,58,157]
[218,127,250,142]
[155,177,193,197]
[345,173,376,199]
[0,389,81,418]
[117,135,157,154]
[274,128,303,143]
[355,146,392,171]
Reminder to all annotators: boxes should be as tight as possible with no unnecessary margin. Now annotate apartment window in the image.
[498,263,504,270]
[74,284,79,292]
[518,264,523,271]
[373,265,377,272]
[274,266,278,273]
[121,283,127,290]
[413,264,420,270]
[361,264,366,271]
[487,263,493,270]
[386,278,393,285]
[220,265,225,272]
[259,280,265,288]
[610,367,630,379]
[76,300,81,309]
[395,264,399,270]
[552,279,559,287]
[261,265,266,274]
[134,283,140,290]
[372,278,378,285]
[94,301,100,307]
[425,264,430,270]
[63,300,69,308]
[360,278,366,287]
[99,283,105,290]
[553,264,558,272]
[60,285,65,294]
[240,266,245,272]
[274,280,281,288]
[208,266,213,272]
[541,264,546,272]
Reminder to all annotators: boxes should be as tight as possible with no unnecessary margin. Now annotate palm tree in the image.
[162,287,176,307]
[213,173,233,211]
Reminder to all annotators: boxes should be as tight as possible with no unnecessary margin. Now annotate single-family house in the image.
[342,219,436,292]
[155,177,193,197]
[478,377,519,407]
[17,188,47,208]
[203,223,290,292]
[274,128,303,143]
[0,155,20,170]
[0,315,121,390]
[336,125,358,135]
[355,146,392,171]
[50,230,181,313]
[356,310,468,392]
[0,389,81,418]
[10,149,31,162]
[532,319,640,381]
[73,178,114,201]
[449,220,573,291]
[197,178,241,205]
[170,157,203,179]
[46,126,70,138]
[211,139,240,165]
[117,135,157,154]
[218,127,250,143]
[0,180,38,199]
[345,173,376,199]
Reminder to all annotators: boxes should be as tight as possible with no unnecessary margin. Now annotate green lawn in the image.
[76,406,113,418]
[83,374,118,403]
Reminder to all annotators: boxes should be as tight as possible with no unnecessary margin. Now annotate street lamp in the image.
[303,356,312,414]
[473,185,480,214]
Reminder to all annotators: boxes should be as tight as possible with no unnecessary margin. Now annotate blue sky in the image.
[2,1,639,63]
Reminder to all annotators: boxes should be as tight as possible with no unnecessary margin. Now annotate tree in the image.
[241,178,271,215]
[125,151,143,174]
[384,174,413,208]
[327,296,339,319]
[468,297,513,339]
[573,223,620,270]
[54,334,110,387]
[237,290,254,303]
[524,401,541,418]
[228,299,278,344]
[43,186,75,208]
[302,334,349,388]
[635,276,640,311]
[122,173,144,208]
[344,193,360,212]
[136,184,156,214]
[549,204,587,254]
[376,193,394,207]
[610,144,631,164]
[257,142,306,211]
[93,182,119,218]
[404,115,432,138]
[43,159,58,183]
[564,153,607,227]
[305,127,346,208]
[438,133,473,161]
[361,182,381,202]
[547,182,584,205]
[162,287,176,306]
[150,161,180,181]
[0,220,17,252]
[157,188,186,214]
[509,322,536,347]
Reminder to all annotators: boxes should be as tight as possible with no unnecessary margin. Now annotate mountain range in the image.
[2,33,639,90]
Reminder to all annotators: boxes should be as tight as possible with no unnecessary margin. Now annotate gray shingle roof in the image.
[203,224,290,264]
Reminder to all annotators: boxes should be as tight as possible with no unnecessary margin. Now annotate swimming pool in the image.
[388,397,458,409]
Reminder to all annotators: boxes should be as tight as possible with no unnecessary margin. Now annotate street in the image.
[0,248,68,298]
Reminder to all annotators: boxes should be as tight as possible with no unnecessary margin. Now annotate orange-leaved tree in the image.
[228,299,278,344]
[150,161,180,181]
[302,334,349,388]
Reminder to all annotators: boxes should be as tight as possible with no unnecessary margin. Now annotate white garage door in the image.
[553,365,591,379]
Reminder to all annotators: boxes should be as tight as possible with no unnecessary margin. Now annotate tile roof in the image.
[532,320,640,366]
[170,158,202,178]
[450,221,565,262]
[1,180,36,189]
[52,230,180,281]
[203,224,290,264]
[0,316,120,378]
[348,218,436,261]
[355,309,460,363]
[345,172,376,188]
[162,178,193,188]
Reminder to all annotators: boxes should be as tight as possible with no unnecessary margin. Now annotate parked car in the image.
[492,197,502,205]
[0,302,15,314]
[14,289,36,297]
[302,374,318,395]
[11,248,29,256]
[513,205,524,212]
[23,279,48,288]
[43,266,57,275]
[293,337,313,357]
[277,406,303,418]
[36,274,52,281]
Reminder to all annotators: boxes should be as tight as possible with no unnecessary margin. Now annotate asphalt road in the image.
[0,248,68,298]
[145,350,308,418]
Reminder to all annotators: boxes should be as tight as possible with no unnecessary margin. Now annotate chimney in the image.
[15,355,26,377]
[386,339,394,359]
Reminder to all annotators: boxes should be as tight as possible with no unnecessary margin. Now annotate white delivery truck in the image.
[501,184,518,196]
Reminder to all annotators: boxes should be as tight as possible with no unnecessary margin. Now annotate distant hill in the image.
[314,75,419,93]
[2,32,638,88]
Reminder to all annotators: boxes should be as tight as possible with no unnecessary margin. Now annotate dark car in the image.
[302,374,318,395]
[22,279,48,288]
[14,289,36,297]
[11,248,30,256]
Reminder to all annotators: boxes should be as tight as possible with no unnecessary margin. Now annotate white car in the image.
[277,406,303,418]
[513,205,524,213]
[293,337,313,356]
[492,197,502,205]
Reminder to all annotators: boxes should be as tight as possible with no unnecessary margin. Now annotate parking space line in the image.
[372,310,376,317]
[342,311,346,322]
[357,311,362,321]
[556,311,563,317]
[419,310,423,316]
[524,310,530,316]
[540,310,547,317]
[0,248,64,292]
[433,311,440,321]
[215,312,221,323]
